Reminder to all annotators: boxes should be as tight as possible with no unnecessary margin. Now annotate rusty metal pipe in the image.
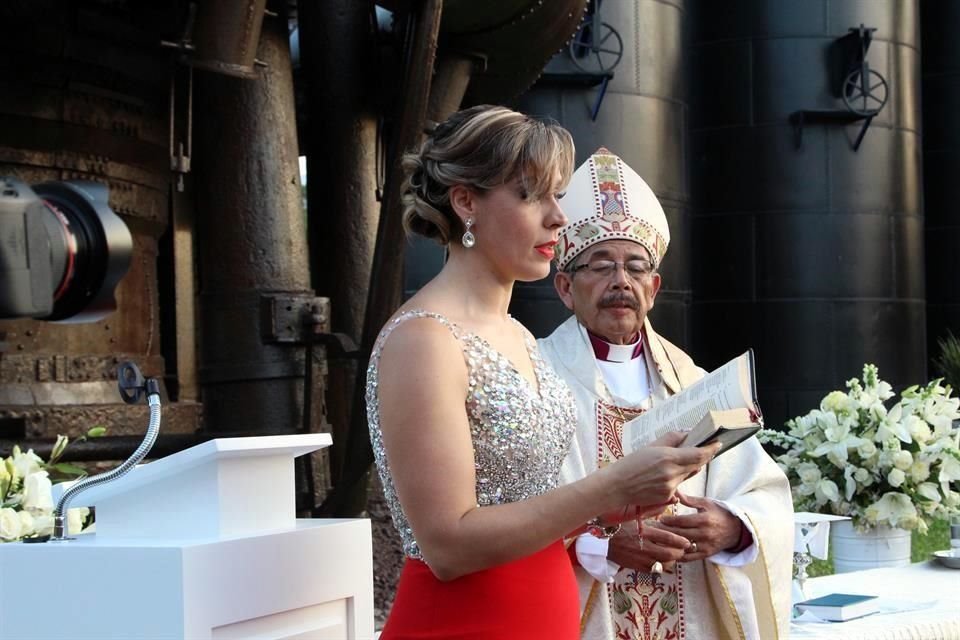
[298,0,379,500]
[318,0,444,517]
[426,52,476,123]
[189,0,270,79]
[193,14,313,435]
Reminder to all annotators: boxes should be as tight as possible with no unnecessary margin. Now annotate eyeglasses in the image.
[571,259,656,280]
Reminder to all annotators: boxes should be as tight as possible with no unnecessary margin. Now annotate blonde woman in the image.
[367,105,717,639]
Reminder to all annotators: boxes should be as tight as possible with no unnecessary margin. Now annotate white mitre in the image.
[554,147,670,271]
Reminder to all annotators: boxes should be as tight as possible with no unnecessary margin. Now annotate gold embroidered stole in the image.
[595,399,686,640]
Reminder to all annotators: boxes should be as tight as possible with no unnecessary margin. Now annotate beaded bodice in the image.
[366,309,576,560]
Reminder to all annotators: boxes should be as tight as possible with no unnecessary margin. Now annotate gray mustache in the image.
[599,293,639,310]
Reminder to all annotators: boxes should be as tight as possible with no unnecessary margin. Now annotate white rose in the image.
[944,490,960,508]
[887,468,906,487]
[893,450,913,470]
[17,510,34,537]
[798,463,821,485]
[67,507,89,535]
[0,507,23,541]
[857,440,877,458]
[910,460,930,484]
[821,391,850,414]
[31,513,54,536]
[853,467,871,483]
[22,471,53,510]
[878,450,895,469]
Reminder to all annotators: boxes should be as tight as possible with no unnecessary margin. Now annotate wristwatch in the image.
[586,517,622,539]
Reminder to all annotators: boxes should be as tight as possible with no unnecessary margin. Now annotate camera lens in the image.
[32,181,133,323]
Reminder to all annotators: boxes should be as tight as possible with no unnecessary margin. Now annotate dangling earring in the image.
[461,216,476,248]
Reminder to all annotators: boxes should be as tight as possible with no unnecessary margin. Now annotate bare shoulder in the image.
[377,314,468,391]
[379,314,461,359]
[511,317,537,343]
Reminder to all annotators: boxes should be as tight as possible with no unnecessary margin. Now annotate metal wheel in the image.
[842,67,888,116]
[568,19,623,74]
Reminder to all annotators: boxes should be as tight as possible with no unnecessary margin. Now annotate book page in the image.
[623,350,759,453]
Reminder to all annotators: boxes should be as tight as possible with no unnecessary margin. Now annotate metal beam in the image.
[318,0,444,517]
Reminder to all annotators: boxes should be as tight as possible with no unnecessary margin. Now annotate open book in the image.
[622,350,762,455]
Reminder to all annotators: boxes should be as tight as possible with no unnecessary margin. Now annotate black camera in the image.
[0,177,132,322]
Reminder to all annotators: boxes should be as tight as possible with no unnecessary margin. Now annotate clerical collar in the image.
[587,330,644,363]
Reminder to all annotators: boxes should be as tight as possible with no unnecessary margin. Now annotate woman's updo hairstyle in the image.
[401,104,575,245]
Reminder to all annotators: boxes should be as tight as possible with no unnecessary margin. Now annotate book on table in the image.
[622,349,762,457]
[795,593,879,621]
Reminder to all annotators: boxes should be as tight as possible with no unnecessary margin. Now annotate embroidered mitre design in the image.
[555,147,670,271]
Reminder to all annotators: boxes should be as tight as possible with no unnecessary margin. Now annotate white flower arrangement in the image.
[759,364,960,533]
[0,429,105,542]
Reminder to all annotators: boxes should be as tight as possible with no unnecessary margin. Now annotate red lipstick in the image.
[535,242,556,260]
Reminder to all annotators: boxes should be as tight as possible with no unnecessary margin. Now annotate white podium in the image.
[0,434,374,640]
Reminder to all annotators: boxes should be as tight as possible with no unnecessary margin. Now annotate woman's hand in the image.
[605,435,719,510]
[594,499,676,526]
[650,431,688,447]
[608,519,689,571]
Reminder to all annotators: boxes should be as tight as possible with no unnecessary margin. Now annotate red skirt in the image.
[380,540,580,640]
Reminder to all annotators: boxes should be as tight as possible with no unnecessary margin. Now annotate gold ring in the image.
[651,561,664,574]
[689,541,698,554]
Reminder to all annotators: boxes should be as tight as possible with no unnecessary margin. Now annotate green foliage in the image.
[934,331,960,393]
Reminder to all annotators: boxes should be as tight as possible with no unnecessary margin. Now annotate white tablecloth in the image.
[790,561,960,639]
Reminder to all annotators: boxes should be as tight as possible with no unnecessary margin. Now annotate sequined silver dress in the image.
[366,309,577,560]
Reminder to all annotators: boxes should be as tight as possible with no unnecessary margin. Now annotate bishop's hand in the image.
[657,492,745,562]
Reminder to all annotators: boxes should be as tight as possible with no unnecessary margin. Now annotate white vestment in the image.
[539,316,794,640]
